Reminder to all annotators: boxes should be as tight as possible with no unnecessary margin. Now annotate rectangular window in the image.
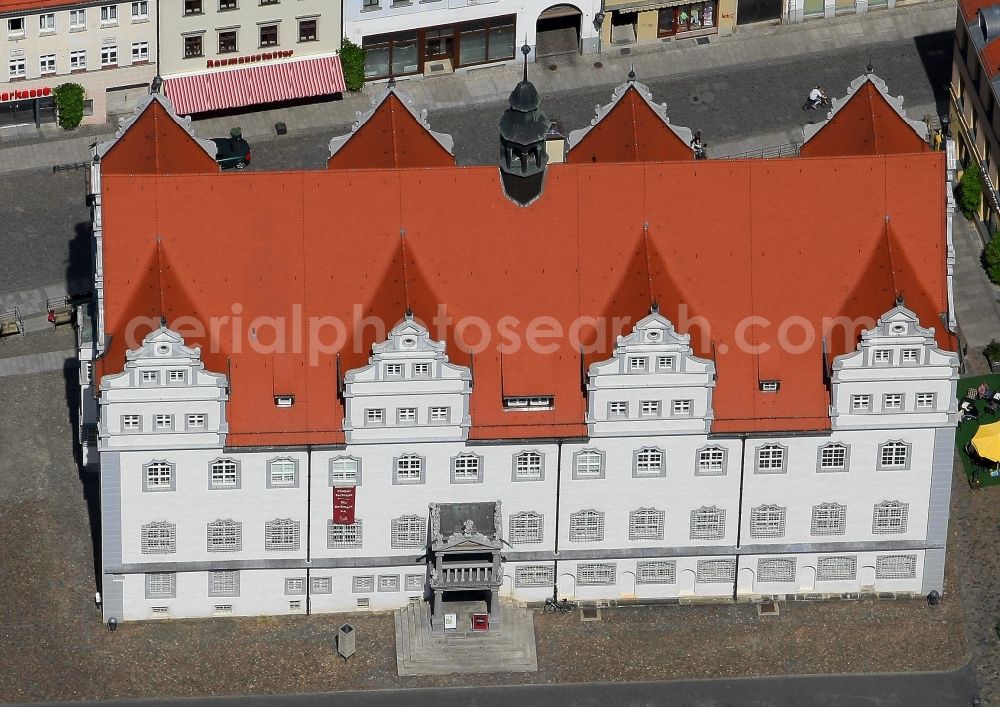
[696,559,735,583]
[514,452,542,480]
[210,460,238,487]
[883,393,903,410]
[100,5,118,25]
[330,458,360,485]
[145,462,172,490]
[39,14,55,32]
[268,459,296,487]
[569,510,604,542]
[514,565,553,588]
[154,414,173,430]
[577,562,616,586]
[629,508,665,540]
[690,507,725,540]
[810,504,847,536]
[390,516,426,548]
[816,555,857,581]
[186,413,206,429]
[640,400,661,417]
[131,1,149,20]
[39,55,56,75]
[70,50,87,71]
[634,448,664,476]
[873,349,891,364]
[145,572,175,598]
[151,607,170,617]
[285,578,305,594]
[879,443,909,470]
[141,370,158,384]
[574,450,603,478]
[7,18,24,37]
[353,576,374,592]
[755,445,785,473]
[915,392,936,408]
[397,407,417,424]
[131,42,149,63]
[220,0,238,9]
[394,455,423,483]
[430,406,449,422]
[141,522,176,554]
[327,519,362,548]
[671,399,692,416]
[413,362,430,376]
[873,502,908,534]
[288,600,303,611]
[259,24,278,47]
[697,447,726,476]
[760,380,780,392]
[819,444,847,471]
[656,355,674,370]
[508,512,543,544]
[875,554,917,579]
[8,57,25,78]
[757,557,796,582]
[207,521,241,552]
[901,349,919,363]
[298,18,317,42]
[365,408,384,425]
[184,0,203,14]
[209,570,239,596]
[608,401,628,417]
[851,394,872,411]
[122,414,141,430]
[452,455,481,482]
[405,574,424,591]
[70,9,86,29]
[167,370,186,384]
[184,35,204,58]
[378,575,400,592]
[749,506,786,539]
[636,560,677,584]
[265,520,300,551]
[629,357,647,371]
[101,45,118,67]
[503,396,554,409]
[385,363,403,377]
[311,576,332,593]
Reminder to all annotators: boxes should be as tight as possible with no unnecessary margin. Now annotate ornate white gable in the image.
[802,72,928,143]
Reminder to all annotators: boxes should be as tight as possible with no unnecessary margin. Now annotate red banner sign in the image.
[333,486,356,525]
[1,86,52,103]
[207,50,294,69]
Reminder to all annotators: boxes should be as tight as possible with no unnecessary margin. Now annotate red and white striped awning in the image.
[164,54,345,115]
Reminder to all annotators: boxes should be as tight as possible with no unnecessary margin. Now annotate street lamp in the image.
[593,11,606,31]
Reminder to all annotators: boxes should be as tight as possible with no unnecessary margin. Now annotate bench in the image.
[46,297,74,327]
[0,306,24,338]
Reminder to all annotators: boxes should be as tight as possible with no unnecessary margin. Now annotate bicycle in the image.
[543,596,577,614]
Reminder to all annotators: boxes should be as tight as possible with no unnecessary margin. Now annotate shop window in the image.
[803,0,824,14]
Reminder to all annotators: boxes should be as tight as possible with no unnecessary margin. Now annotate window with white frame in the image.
[210,459,239,488]
[39,55,56,75]
[100,5,117,24]
[330,457,360,485]
[757,557,796,582]
[145,572,175,598]
[749,505,786,539]
[883,393,903,410]
[327,519,362,548]
[144,461,173,490]
[819,443,848,472]
[7,18,24,37]
[755,444,785,473]
[353,576,374,592]
[311,576,332,594]
[122,414,141,430]
[634,447,664,476]
[574,449,603,478]
[873,349,891,364]
[413,362,431,377]
[760,380,780,392]
[141,521,176,554]
[569,510,604,542]
[404,574,424,591]
[264,519,300,550]
[186,413,206,429]
[154,414,173,430]
[915,392,936,409]
[394,454,423,483]
[268,459,297,487]
[878,441,909,470]
[391,515,426,548]
[365,408,384,425]
[100,44,118,66]
[851,394,872,411]
[696,559,735,582]
[672,399,693,416]
[209,570,239,596]
[515,565,553,587]
[609,401,628,417]
[385,363,403,377]
[70,9,86,29]
[8,57,26,78]
[629,357,647,372]
[810,503,846,536]
[629,508,665,540]
[508,511,543,544]
[640,400,661,417]
[70,50,87,71]
[285,578,305,594]
[901,348,919,363]
[451,454,481,482]
[875,554,917,579]
[378,575,400,592]
[690,506,725,540]
[167,369,185,383]
[430,406,449,422]
[816,555,856,581]
[696,446,726,476]
[636,560,677,584]
[397,407,417,424]
[872,501,908,534]
[656,355,674,370]
[577,562,616,585]
[39,14,55,32]
[207,519,242,552]
[131,1,149,20]
[514,451,542,480]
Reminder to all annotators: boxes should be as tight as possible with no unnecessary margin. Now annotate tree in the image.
[985,229,1000,284]
[53,83,86,130]
[959,164,983,219]
[340,38,366,93]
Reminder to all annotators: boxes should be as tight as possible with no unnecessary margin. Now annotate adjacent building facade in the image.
[0,0,158,126]
[83,76,957,623]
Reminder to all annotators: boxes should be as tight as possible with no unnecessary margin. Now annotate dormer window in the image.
[168,370,186,383]
[901,349,919,363]
[873,349,891,364]
[503,396,554,410]
[656,356,674,371]
[275,395,294,408]
[629,357,647,372]
[397,407,417,424]
[760,380,780,392]
[385,363,403,377]
[365,408,385,425]
[141,370,158,384]
[413,362,431,377]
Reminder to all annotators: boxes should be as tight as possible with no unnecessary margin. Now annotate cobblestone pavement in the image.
[0,370,971,703]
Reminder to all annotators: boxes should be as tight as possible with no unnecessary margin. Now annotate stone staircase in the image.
[394,598,538,676]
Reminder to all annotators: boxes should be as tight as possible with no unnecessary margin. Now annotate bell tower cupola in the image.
[497,44,551,206]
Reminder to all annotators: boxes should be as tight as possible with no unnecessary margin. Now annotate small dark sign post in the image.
[337,623,356,660]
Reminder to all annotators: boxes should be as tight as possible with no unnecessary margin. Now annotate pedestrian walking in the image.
[932,129,943,151]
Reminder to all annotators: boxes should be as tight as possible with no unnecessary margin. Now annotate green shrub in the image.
[985,339,1000,363]
[340,38,366,93]
[959,164,983,219]
[986,230,1000,284]
[53,83,85,130]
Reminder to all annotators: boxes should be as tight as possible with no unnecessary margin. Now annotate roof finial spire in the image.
[866,56,873,74]
[628,64,636,82]
[521,41,530,83]
[387,76,396,90]
[895,293,905,307]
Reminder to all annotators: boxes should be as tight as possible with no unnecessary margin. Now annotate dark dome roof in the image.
[508,80,540,112]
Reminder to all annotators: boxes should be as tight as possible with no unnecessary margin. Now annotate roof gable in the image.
[566,79,693,163]
[801,74,928,157]
[328,85,455,169]
[97,93,219,175]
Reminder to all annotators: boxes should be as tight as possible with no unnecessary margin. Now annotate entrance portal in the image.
[536,5,583,57]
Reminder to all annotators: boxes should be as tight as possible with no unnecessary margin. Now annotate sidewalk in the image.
[0,1,956,174]
[952,213,1000,364]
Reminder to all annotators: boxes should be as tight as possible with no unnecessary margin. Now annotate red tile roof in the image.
[99,154,951,446]
[800,79,929,158]
[960,0,996,22]
[0,0,86,13]
[101,99,219,175]
[566,84,693,164]
[328,92,455,169]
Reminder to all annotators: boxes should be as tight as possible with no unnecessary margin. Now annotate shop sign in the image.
[332,486,356,525]
[207,49,294,69]
[1,86,52,103]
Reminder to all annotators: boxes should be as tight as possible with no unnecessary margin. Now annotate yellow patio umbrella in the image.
[972,421,1000,463]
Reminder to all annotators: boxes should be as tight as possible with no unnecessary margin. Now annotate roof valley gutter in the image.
[732,434,746,602]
